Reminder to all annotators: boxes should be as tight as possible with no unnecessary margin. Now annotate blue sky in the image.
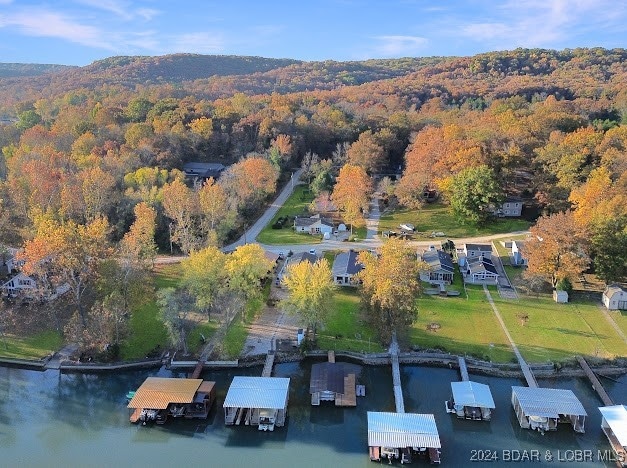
[1,0,626,65]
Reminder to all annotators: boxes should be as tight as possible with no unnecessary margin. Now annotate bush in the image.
[271,223,283,229]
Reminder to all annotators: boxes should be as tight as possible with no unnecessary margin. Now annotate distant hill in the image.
[0,63,75,78]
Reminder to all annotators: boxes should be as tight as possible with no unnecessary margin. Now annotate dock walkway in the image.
[390,335,405,413]
[576,356,614,406]
[262,351,275,377]
[458,356,469,381]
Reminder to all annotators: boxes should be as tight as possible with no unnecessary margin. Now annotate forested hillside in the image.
[0,48,626,351]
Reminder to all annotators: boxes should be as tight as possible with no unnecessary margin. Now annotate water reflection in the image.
[0,362,624,467]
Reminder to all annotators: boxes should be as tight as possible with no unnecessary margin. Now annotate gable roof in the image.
[599,405,627,447]
[367,412,441,449]
[332,250,364,276]
[604,284,626,298]
[223,376,290,409]
[421,249,454,273]
[467,256,498,275]
[512,386,587,418]
[464,243,492,253]
[451,381,495,409]
[127,377,204,409]
[290,252,318,265]
[183,162,225,178]
[294,214,334,228]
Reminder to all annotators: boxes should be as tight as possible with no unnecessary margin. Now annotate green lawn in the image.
[379,203,530,240]
[0,330,63,360]
[410,286,515,362]
[256,186,322,245]
[495,295,627,363]
[317,288,385,353]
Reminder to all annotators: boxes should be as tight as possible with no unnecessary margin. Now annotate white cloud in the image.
[73,0,160,22]
[373,35,428,56]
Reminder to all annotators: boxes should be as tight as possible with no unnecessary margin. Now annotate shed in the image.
[511,386,586,433]
[603,284,627,310]
[223,376,290,430]
[599,405,627,466]
[310,362,356,406]
[367,412,441,464]
[553,290,569,303]
[446,381,495,420]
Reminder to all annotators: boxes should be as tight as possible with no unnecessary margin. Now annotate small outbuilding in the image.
[446,381,495,421]
[598,405,627,466]
[223,376,290,431]
[603,284,627,310]
[511,386,587,433]
[310,362,356,406]
[367,411,441,464]
[553,290,569,303]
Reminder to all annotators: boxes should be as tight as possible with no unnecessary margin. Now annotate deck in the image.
[458,356,469,381]
[335,373,356,407]
[129,408,142,423]
[262,351,275,377]
[576,356,614,406]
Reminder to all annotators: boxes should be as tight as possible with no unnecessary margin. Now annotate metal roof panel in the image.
[367,412,441,449]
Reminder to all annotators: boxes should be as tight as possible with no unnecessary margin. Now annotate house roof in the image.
[264,250,280,263]
[289,252,318,265]
[464,243,492,253]
[512,386,587,418]
[223,376,290,409]
[451,381,495,409]
[332,250,364,277]
[467,257,498,275]
[183,162,225,178]
[310,362,348,394]
[504,196,523,203]
[512,240,525,250]
[294,215,333,227]
[127,377,205,410]
[604,284,626,298]
[599,405,627,447]
[1,272,35,289]
[421,249,454,273]
[367,412,441,449]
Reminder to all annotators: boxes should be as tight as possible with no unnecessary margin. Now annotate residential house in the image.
[0,246,21,278]
[511,240,527,266]
[1,272,37,298]
[464,256,499,284]
[332,250,364,286]
[495,197,523,217]
[463,243,493,260]
[602,285,627,310]
[294,214,334,236]
[288,252,318,266]
[183,162,225,185]
[419,247,454,285]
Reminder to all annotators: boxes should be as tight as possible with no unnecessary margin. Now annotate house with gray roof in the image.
[495,196,523,217]
[464,256,499,284]
[332,250,363,286]
[294,214,334,236]
[183,162,225,181]
[419,247,454,285]
[463,243,493,259]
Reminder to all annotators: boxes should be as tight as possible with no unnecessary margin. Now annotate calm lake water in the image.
[0,361,625,467]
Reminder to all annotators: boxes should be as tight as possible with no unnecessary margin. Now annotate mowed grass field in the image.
[410,286,515,363]
[378,202,530,240]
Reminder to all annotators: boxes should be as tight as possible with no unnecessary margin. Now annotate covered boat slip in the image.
[599,405,627,467]
[309,362,356,407]
[223,376,290,431]
[511,386,587,433]
[446,381,495,420]
[127,377,216,424]
[367,412,441,464]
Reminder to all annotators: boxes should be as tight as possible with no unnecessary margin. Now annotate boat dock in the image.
[576,356,614,406]
[262,351,275,377]
[458,357,469,381]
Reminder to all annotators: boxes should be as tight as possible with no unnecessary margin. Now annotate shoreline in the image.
[2,350,625,380]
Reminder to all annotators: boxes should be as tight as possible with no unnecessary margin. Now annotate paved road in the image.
[365,197,381,240]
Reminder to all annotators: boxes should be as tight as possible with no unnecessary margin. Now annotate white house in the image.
[495,197,523,217]
[602,285,627,310]
[463,243,493,259]
[294,214,334,236]
[332,250,364,286]
[419,248,454,285]
[511,240,527,266]
[464,256,499,284]
[1,272,37,298]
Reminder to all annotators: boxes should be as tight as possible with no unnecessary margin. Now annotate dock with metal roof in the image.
[127,377,215,425]
[223,376,290,430]
[446,381,495,421]
[511,386,587,433]
[367,412,441,464]
[599,405,627,467]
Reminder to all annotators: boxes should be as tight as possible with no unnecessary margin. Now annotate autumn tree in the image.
[448,165,504,225]
[590,217,627,284]
[80,166,117,221]
[331,164,373,233]
[157,287,194,354]
[280,259,335,340]
[346,130,385,174]
[120,202,158,266]
[224,244,273,301]
[161,178,201,254]
[523,211,590,287]
[358,239,421,343]
[21,216,111,325]
[180,246,227,318]
[221,156,278,212]
[199,177,232,240]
